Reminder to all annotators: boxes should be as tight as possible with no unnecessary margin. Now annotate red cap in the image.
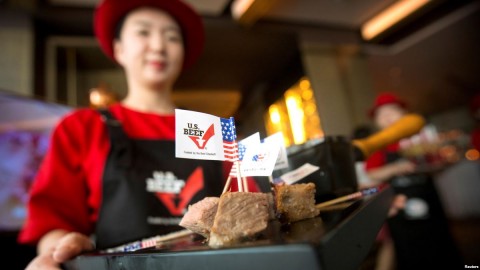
[94,0,204,70]
[368,92,407,118]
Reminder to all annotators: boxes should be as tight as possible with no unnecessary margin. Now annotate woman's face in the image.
[113,7,184,89]
[374,103,407,130]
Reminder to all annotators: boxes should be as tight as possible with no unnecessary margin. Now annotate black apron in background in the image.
[384,149,462,269]
[94,110,223,249]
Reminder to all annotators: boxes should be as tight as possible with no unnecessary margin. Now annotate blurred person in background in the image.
[357,93,416,270]
[18,1,257,269]
[364,92,462,270]
[365,93,417,183]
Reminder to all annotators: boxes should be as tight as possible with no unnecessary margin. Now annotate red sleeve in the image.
[365,150,386,171]
[365,142,401,171]
[18,111,95,245]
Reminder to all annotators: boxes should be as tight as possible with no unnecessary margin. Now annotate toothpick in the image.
[315,191,362,209]
[222,176,232,194]
[315,187,379,209]
[242,177,249,192]
[235,160,243,192]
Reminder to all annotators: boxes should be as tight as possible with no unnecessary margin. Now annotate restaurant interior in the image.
[1,0,479,269]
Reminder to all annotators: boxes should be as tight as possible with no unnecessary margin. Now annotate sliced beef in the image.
[274,183,320,223]
[209,192,270,248]
[179,197,219,238]
[266,192,276,220]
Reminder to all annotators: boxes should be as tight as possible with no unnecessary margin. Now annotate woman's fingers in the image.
[388,194,407,217]
[25,253,62,270]
[52,232,94,263]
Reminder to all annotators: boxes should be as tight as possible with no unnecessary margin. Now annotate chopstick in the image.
[103,229,194,253]
[315,186,379,210]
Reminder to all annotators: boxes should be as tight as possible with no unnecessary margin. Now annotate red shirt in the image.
[365,143,400,171]
[19,104,253,245]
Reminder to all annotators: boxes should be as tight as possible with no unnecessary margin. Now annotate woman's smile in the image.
[147,59,167,70]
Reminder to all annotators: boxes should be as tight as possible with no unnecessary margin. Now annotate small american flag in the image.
[228,143,245,177]
[238,142,247,161]
[229,160,241,177]
[229,134,259,177]
[221,117,238,162]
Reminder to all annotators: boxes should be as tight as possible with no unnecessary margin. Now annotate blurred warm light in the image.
[439,145,459,163]
[269,105,281,124]
[231,0,255,20]
[361,0,430,40]
[231,0,278,26]
[264,77,324,146]
[90,91,102,105]
[465,149,480,161]
[89,84,117,109]
[285,91,306,145]
[299,79,310,90]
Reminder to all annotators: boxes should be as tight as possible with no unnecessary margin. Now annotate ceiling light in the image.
[231,0,277,26]
[361,0,430,40]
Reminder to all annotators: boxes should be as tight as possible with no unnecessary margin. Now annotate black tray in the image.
[63,186,394,270]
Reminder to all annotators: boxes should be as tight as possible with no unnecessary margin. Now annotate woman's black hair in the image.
[114,15,127,40]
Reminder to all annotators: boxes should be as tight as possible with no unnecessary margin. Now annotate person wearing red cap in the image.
[362,92,417,270]
[365,93,416,182]
[19,1,256,269]
[364,93,462,269]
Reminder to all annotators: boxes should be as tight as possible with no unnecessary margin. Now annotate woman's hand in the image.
[26,231,94,270]
[367,159,416,183]
[388,194,407,217]
[389,160,416,176]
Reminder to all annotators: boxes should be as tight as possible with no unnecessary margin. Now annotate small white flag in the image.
[241,136,281,176]
[228,132,261,177]
[264,132,289,171]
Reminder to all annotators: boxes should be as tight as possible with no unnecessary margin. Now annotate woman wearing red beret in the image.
[365,93,417,182]
[20,1,256,269]
[362,93,416,270]
[364,93,462,269]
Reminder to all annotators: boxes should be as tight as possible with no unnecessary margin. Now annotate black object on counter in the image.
[63,186,394,270]
[274,136,359,203]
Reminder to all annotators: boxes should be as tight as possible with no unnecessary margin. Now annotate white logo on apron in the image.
[146,171,185,194]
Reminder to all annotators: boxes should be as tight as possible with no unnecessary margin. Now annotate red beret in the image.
[368,92,407,118]
[94,0,204,70]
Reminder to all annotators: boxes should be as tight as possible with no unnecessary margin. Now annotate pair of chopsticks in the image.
[315,186,380,210]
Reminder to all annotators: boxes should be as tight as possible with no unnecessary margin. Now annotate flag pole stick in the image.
[242,177,249,192]
[235,160,243,192]
[222,176,232,194]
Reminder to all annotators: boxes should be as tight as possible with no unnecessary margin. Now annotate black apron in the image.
[94,110,223,249]
[381,146,462,268]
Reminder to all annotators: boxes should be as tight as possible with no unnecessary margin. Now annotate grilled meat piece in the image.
[274,183,320,223]
[179,197,219,238]
[209,192,270,248]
